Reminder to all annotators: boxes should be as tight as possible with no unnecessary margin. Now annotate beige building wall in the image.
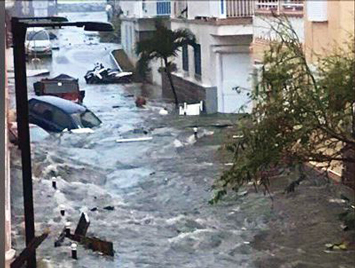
[305,0,355,63]
[5,47,15,268]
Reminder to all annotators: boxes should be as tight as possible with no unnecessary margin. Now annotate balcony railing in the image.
[226,0,254,18]
[256,0,303,14]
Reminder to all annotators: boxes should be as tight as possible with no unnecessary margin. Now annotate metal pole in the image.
[11,17,37,268]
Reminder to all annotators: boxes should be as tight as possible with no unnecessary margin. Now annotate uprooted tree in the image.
[211,18,355,204]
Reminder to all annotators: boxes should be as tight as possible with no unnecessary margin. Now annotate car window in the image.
[26,30,49,41]
[71,110,101,128]
[52,109,73,129]
[32,102,53,117]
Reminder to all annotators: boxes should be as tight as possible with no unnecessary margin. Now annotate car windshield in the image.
[71,110,101,128]
[26,30,49,41]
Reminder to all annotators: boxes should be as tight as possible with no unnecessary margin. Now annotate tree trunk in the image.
[163,58,179,108]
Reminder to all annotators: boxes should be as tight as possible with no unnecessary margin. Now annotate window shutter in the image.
[182,44,189,71]
[307,0,328,22]
[194,44,201,76]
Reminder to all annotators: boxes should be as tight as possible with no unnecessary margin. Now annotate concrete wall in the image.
[121,19,138,61]
[171,20,218,87]
[171,19,253,113]
[5,47,14,268]
[187,0,223,19]
[162,72,217,113]
[304,1,355,63]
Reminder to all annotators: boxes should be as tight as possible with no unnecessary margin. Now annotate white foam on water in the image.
[165,214,187,225]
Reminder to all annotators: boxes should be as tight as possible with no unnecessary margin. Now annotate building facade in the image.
[170,0,254,113]
[251,0,304,62]
[304,0,355,63]
[251,0,354,181]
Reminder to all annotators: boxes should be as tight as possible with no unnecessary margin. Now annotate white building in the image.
[169,0,254,113]
[118,0,254,113]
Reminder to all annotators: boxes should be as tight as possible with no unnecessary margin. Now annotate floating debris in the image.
[179,101,203,116]
[116,137,153,143]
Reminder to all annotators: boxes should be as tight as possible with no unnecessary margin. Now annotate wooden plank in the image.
[11,233,49,268]
[54,228,66,247]
[67,233,114,257]
[74,212,90,236]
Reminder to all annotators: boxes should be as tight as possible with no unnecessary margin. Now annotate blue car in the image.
[28,96,101,132]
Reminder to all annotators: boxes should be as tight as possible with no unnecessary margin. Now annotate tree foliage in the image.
[135,19,195,107]
[211,18,355,203]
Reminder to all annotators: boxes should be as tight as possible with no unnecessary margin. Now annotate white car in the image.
[25,27,52,57]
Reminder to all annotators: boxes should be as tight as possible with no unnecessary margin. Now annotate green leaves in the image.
[211,18,355,204]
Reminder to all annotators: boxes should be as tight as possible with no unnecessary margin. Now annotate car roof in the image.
[27,27,46,32]
[30,96,86,114]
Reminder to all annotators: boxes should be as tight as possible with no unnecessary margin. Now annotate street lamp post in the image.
[11,17,113,268]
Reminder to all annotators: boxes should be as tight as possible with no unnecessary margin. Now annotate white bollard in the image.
[59,205,65,217]
[51,177,57,189]
[71,243,77,259]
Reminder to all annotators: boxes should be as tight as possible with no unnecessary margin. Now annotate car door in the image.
[29,101,61,132]
[51,108,76,131]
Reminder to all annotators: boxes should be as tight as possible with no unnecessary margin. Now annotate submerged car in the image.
[25,27,52,57]
[28,96,101,132]
[33,74,85,103]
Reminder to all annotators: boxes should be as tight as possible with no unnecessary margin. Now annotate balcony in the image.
[255,0,303,16]
[226,0,254,18]
[174,0,254,20]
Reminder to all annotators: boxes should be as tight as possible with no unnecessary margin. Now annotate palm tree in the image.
[135,19,195,108]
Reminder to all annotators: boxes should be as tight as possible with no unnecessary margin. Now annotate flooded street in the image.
[9,11,271,268]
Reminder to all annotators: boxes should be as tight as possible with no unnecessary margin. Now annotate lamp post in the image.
[11,16,113,268]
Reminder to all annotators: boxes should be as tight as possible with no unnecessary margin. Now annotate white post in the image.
[216,52,224,113]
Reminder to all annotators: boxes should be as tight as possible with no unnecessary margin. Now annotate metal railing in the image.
[255,0,303,14]
[226,0,254,18]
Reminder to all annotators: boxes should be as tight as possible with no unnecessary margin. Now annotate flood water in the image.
[9,11,271,268]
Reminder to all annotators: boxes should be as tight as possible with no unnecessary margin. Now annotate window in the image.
[32,102,52,116]
[71,111,101,128]
[52,109,72,129]
[194,44,201,76]
[182,44,189,72]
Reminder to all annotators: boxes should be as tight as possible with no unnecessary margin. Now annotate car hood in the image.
[26,40,51,48]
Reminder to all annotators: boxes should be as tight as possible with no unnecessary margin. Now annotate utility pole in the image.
[11,17,36,268]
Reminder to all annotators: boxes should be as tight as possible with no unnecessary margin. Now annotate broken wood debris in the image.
[11,232,49,268]
[67,233,114,257]
[74,212,90,237]
[54,212,114,257]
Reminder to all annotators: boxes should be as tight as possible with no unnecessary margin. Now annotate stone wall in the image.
[161,72,217,113]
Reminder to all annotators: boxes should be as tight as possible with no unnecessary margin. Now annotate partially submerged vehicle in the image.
[29,96,101,132]
[33,74,85,103]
